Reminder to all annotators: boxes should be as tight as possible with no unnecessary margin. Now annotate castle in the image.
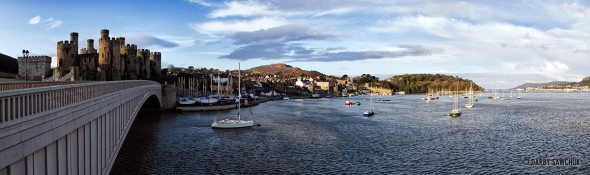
[55,29,161,81]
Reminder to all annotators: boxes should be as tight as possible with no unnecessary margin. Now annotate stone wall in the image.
[161,84,177,110]
[18,56,52,81]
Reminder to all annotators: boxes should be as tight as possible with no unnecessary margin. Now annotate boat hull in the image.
[363,111,375,116]
[449,109,461,117]
[176,103,237,111]
[464,104,473,108]
[211,120,254,128]
[449,112,461,117]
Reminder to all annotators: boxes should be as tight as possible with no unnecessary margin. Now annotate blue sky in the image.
[2,0,590,89]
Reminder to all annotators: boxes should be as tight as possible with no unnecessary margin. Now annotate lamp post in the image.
[22,49,29,81]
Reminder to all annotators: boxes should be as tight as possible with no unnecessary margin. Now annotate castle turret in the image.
[56,39,77,74]
[122,44,138,79]
[137,49,151,79]
[150,52,161,76]
[99,29,112,80]
[111,37,121,80]
[70,32,79,53]
[87,39,94,50]
[81,39,97,54]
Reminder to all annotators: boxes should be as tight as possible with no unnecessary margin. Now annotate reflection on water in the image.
[112,93,590,174]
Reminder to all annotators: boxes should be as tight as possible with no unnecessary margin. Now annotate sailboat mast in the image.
[238,63,241,121]
[454,83,459,109]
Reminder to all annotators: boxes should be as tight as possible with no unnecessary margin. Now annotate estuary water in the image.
[112,93,590,174]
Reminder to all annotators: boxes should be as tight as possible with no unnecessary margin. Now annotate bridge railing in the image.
[0,81,85,91]
[0,80,160,127]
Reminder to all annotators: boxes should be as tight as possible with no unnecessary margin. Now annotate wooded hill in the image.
[574,77,590,87]
[247,63,324,78]
[513,81,574,89]
[383,74,484,94]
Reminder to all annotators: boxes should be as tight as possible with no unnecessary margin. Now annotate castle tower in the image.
[150,52,161,76]
[87,39,94,50]
[136,49,151,79]
[56,40,77,74]
[117,37,126,79]
[81,39,97,54]
[70,32,78,53]
[121,44,137,79]
[111,37,121,80]
[98,29,111,70]
[98,29,124,80]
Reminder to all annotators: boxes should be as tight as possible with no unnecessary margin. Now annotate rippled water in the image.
[112,93,590,174]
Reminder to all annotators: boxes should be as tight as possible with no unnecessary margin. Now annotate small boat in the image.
[196,96,219,104]
[345,100,360,106]
[363,91,375,116]
[178,97,196,105]
[212,63,254,129]
[363,109,375,116]
[449,83,461,117]
[283,96,290,100]
[464,83,474,109]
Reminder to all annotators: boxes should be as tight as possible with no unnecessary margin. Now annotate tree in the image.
[188,66,194,73]
[341,74,349,81]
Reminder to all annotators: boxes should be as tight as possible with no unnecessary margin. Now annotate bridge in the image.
[0,80,162,175]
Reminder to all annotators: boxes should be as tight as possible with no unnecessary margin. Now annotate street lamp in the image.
[22,50,29,81]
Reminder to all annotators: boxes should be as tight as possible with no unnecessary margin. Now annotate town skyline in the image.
[2,0,590,88]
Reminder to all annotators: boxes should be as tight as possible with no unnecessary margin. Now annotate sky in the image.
[1,0,590,89]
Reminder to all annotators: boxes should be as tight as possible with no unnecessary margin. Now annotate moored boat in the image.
[212,63,254,129]
[178,97,196,105]
[449,83,461,117]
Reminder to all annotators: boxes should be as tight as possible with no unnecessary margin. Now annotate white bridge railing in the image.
[0,81,160,127]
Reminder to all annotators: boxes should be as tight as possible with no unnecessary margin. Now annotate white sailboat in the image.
[178,96,196,105]
[449,83,461,117]
[363,88,375,116]
[212,63,254,129]
[464,83,474,108]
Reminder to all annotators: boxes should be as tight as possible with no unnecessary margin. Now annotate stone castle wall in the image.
[18,56,52,81]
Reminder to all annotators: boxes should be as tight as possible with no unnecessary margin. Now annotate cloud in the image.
[27,15,63,29]
[311,7,355,17]
[191,17,287,35]
[48,20,63,29]
[209,1,279,18]
[220,42,439,62]
[231,25,334,45]
[28,16,41,24]
[126,35,179,48]
[561,2,586,17]
[188,0,213,7]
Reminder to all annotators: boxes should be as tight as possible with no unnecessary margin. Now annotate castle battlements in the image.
[18,56,52,62]
[125,44,137,50]
[57,40,72,46]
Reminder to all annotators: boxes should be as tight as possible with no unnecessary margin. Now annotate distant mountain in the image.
[247,63,324,78]
[512,81,574,89]
[0,53,18,74]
